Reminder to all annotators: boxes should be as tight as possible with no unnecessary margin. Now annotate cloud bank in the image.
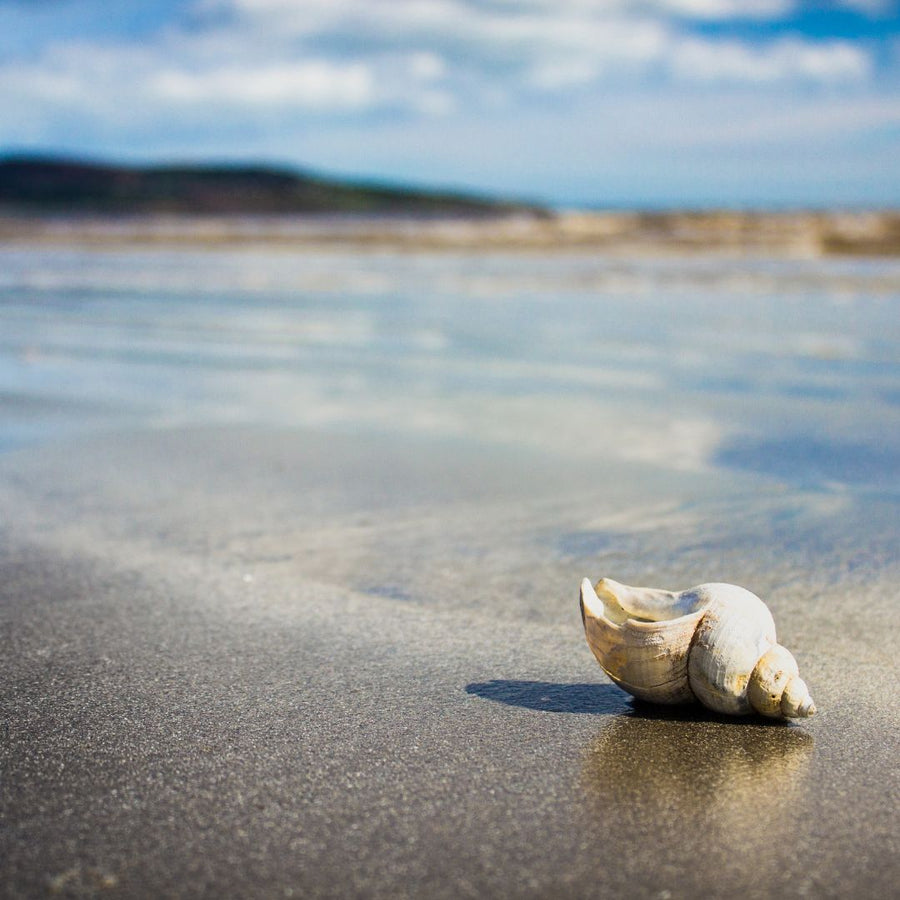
[0,0,898,205]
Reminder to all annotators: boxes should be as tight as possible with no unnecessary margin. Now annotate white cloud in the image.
[0,0,879,133]
[634,0,793,18]
[216,0,796,25]
[409,52,446,81]
[529,59,601,90]
[671,38,871,84]
[191,0,874,98]
[152,61,375,109]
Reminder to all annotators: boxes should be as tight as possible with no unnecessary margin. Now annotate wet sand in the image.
[1,425,898,899]
[1,242,899,897]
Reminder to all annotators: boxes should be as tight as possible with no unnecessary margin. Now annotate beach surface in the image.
[1,237,899,897]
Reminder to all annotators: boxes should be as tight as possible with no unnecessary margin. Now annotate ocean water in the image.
[3,241,899,605]
[2,244,899,488]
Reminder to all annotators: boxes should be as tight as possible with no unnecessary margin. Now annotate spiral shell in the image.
[580,577,816,719]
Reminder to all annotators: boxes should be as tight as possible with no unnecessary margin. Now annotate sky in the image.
[1,0,899,208]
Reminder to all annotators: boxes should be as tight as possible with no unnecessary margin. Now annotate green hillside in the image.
[0,156,536,216]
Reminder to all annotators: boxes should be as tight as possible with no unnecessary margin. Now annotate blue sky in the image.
[1,0,899,207]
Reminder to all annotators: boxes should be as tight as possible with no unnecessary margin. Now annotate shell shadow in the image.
[466,680,801,725]
[465,680,628,715]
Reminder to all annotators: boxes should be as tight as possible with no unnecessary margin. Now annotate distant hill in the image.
[0,156,537,217]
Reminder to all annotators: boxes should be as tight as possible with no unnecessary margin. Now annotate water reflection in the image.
[717,434,900,488]
[582,713,813,889]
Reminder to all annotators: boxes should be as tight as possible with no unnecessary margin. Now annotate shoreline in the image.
[2,209,900,256]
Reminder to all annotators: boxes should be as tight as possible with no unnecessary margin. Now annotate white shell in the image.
[580,577,816,719]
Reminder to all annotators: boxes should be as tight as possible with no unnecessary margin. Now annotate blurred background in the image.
[1,1,899,492]
[2,0,899,207]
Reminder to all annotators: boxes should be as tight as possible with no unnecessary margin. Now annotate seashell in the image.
[580,577,816,719]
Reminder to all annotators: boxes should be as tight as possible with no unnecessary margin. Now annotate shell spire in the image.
[580,577,816,720]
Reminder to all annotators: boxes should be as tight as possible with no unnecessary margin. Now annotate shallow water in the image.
[2,246,900,486]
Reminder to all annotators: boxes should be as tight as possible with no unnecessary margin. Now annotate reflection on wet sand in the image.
[582,710,813,894]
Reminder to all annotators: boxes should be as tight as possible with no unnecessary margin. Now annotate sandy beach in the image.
[2,236,899,897]
[2,210,900,257]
